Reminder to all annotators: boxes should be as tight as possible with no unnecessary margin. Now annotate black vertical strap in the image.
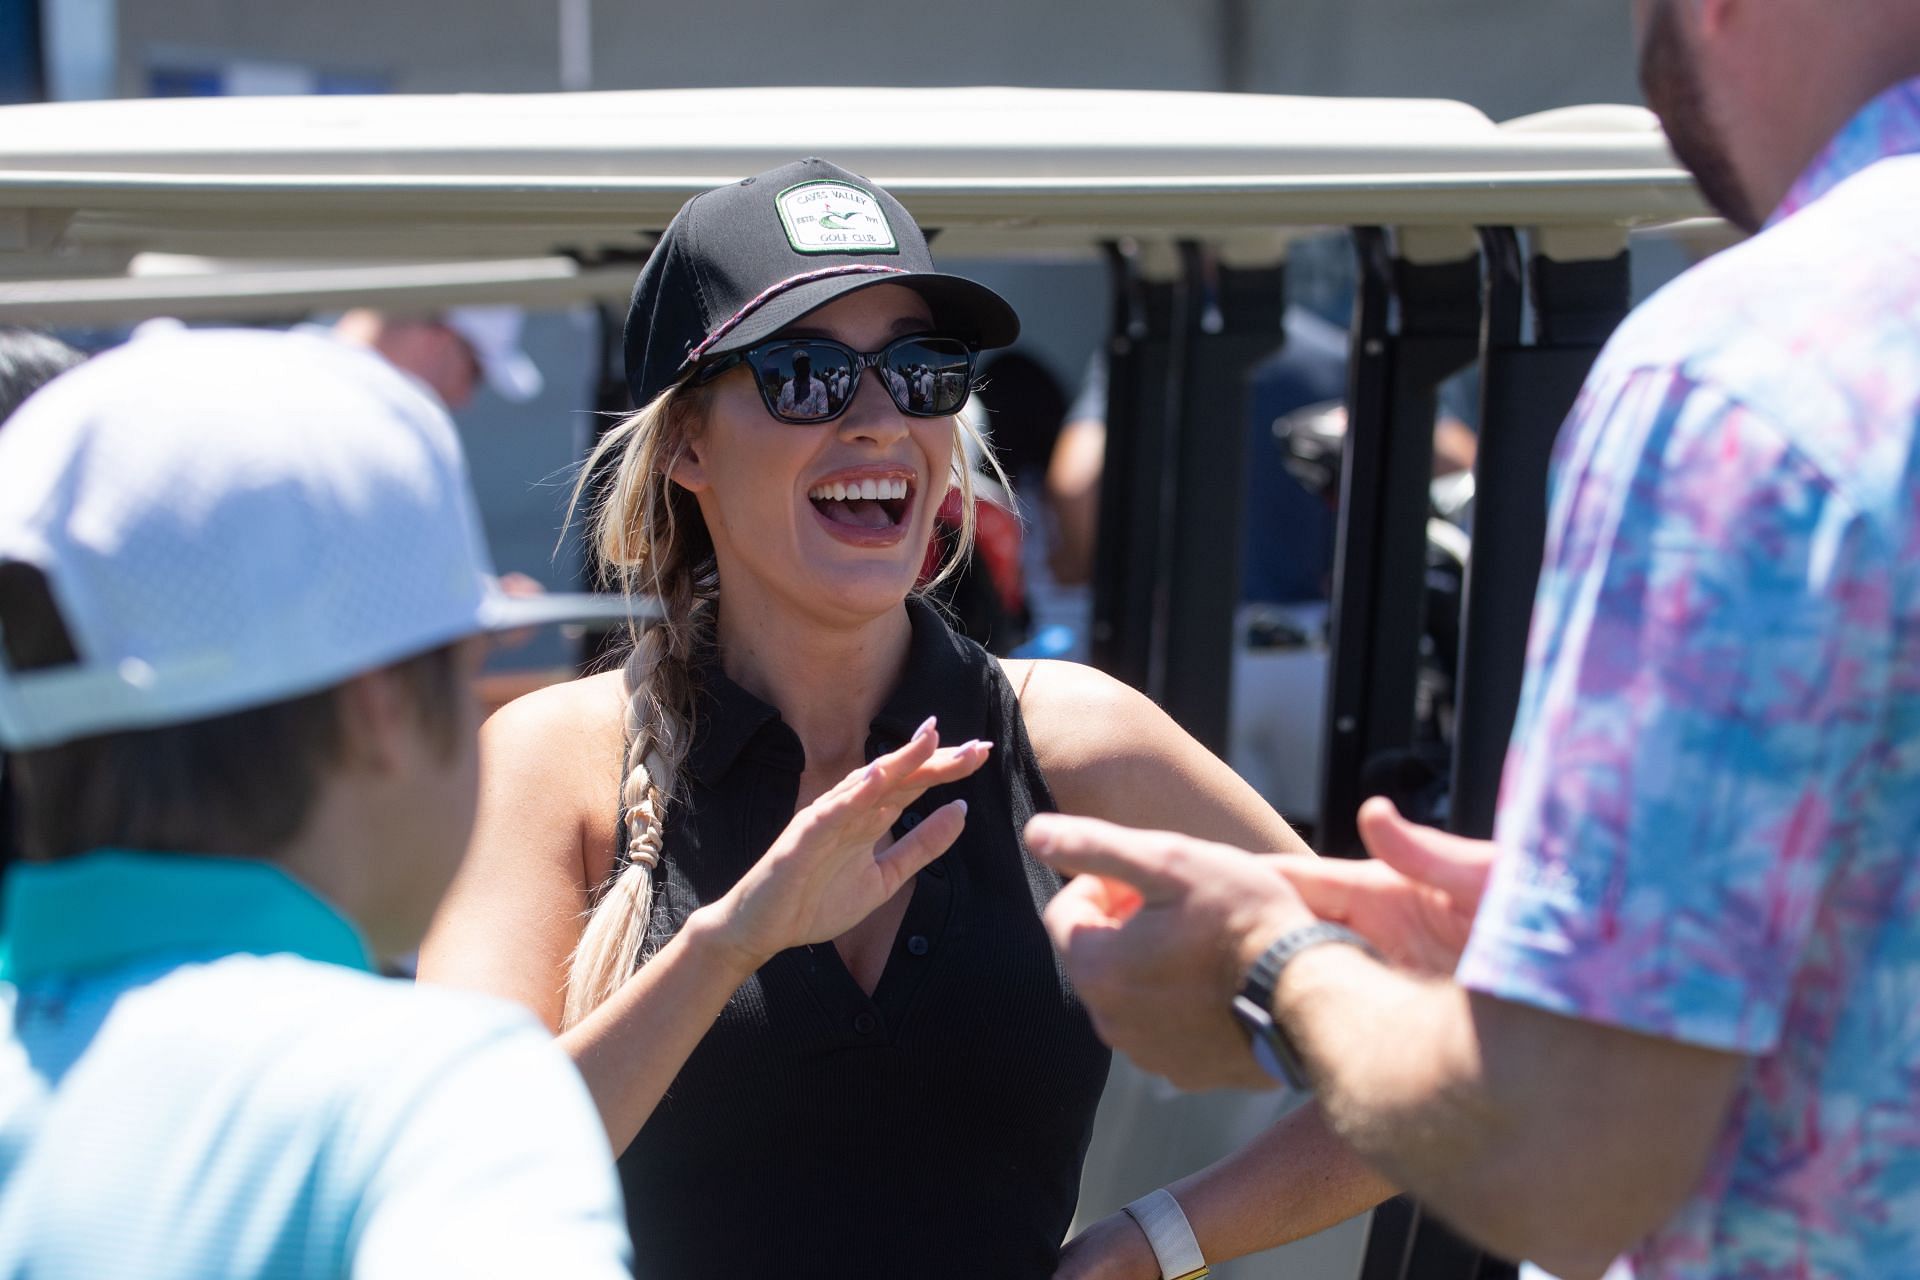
[1448,236,1629,840]
[1333,229,1492,1280]
[1157,245,1285,752]
[1143,247,1199,707]
[1089,244,1137,679]
[1318,228,1394,856]
[1090,242,1184,692]
[1318,232,1481,855]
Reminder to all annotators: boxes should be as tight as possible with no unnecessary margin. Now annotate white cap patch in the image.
[776,180,899,255]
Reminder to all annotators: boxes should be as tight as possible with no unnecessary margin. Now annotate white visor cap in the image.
[442,306,544,404]
[0,327,632,751]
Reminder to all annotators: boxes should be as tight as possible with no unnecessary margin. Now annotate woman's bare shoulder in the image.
[996,658,1163,787]
[481,668,628,829]
[998,657,1308,851]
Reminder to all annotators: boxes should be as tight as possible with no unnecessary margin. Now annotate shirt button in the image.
[928,861,947,879]
[907,935,930,957]
[853,1011,878,1036]
[900,811,923,831]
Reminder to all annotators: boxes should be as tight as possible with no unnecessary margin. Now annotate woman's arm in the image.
[1007,660,1393,1277]
[1004,658,1309,854]
[420,673,623,1030]
[420,685,985,1154]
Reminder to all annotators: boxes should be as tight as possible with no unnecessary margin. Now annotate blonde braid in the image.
[560,384,715,1028]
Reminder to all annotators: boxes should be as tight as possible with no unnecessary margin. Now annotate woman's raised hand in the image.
[698,716,990,969]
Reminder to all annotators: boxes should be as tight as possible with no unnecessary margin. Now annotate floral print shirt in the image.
[1458,79,1920,1279]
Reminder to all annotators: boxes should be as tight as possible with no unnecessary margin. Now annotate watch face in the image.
[1232,994,1291,1088]
[1249,1033,1290,1086]
[1233,994,1308,1092]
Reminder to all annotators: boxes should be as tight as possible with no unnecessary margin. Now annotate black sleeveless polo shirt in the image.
[615,599,1111,1277]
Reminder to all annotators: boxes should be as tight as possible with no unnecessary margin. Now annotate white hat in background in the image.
[0,327,628,751]
[441,305,544,403]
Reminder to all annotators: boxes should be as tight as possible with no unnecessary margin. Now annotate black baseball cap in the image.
[624,157,1020,408]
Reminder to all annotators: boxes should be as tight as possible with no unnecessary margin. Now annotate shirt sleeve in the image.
[1456,373,1894,1054]
[348,1018,631,1280]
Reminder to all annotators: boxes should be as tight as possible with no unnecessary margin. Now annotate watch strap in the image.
[1242,921,1376,1008]
[1238,922,1377,1090]
[1123,1188,1209,1280]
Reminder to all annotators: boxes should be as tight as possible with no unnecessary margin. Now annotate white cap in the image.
[442,306,543,403]
[0,327,634,750]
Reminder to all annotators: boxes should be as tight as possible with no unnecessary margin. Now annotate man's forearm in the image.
[1271,943,1742,1279]
[1270,946,1549,1268]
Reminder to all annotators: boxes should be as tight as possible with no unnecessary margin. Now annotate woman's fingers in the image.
[890,739,991,800]
[805,721,989,853]
[873,797,969,887]
[849,715,941,795]
[826,723,988,813]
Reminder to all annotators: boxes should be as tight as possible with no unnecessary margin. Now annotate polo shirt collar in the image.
[1772,76,1920,225]
[687,596,988,786]
[0,849,374,984]
[869,596,987,745]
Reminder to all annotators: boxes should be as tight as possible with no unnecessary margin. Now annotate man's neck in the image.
[1740,38,1920,218]
[1749,82,1883,217]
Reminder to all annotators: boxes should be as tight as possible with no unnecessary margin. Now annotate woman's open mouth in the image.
[807,474,914,546]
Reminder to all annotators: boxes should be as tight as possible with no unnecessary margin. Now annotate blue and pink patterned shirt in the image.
[1458,78,1920,1278]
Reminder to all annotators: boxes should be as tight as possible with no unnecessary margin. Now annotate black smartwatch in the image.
[1232,922,1375,1091]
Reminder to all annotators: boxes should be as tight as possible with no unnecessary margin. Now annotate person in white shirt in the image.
[0,327,630,1280]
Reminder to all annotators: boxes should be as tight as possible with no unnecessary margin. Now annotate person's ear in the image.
[669,440,711,494]
[333,667,414,774]
[1697,0,1736,37]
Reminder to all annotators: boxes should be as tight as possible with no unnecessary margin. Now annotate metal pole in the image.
[558,0,592,92]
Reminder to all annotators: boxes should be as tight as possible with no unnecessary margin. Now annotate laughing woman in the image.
[420,159,1388,1278]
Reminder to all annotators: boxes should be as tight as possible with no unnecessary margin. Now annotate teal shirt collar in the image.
[0,849,374,983]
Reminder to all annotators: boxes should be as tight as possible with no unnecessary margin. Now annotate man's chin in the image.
[1640,0,1765,233]
[1671,130,1767,233]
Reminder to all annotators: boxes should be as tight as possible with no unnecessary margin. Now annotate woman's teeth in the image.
[808,478,909,502]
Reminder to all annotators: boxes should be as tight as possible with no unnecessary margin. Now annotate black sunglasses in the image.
[692,334,977,424]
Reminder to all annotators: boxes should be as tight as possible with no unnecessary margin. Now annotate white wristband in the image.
[1122,1188,1210,1280]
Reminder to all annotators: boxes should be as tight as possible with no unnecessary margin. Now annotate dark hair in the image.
[0,565,464,862]
[0,332,87,870]
[0,328,85,425]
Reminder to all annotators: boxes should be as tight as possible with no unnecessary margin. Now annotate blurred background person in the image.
[974,350,1077,656]
[331,306,552,657]
[332,305,543,413]
[0,327,84,424]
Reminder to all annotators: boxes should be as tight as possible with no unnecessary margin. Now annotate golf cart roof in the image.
[0,86,1709,274]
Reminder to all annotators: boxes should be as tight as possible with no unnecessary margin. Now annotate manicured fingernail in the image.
[916,715,938,739]
[970,739,993,753]
[862,761,881,782]
[953,799,969,817]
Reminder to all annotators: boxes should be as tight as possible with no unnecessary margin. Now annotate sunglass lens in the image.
[883,339,973,415]
[755,343,856,422]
